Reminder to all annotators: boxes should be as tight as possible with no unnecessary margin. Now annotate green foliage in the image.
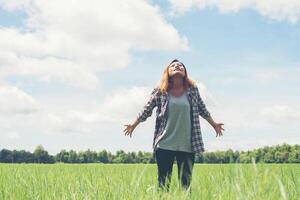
[33,145,54,163]
[0,143,299,163]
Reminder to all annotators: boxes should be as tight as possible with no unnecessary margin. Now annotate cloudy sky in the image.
[0,0,299,155]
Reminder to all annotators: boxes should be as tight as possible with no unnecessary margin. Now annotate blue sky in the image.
[0,1,299,154]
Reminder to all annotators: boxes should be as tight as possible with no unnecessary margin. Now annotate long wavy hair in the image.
[157,59,196,93]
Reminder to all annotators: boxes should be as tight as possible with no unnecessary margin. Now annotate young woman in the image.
[123,59,225,191]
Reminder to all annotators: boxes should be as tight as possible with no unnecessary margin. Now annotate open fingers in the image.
[125,132,131,136]
[124,127,129,135]
[123,125,129,132]
[123,128,129,133]
[216,130,223,137]
[221,124,225,131]
[124,127,133,137]
[124,127,131,134]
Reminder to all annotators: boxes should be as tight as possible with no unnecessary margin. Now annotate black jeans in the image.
[155,148,195,191]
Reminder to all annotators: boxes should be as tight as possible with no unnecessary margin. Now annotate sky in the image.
[0,0,299,155]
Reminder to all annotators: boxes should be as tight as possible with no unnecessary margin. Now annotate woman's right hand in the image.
[123,124,137,138]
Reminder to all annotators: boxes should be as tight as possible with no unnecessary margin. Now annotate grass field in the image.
[0,163,299,199]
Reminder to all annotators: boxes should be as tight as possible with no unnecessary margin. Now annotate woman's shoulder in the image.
[151,87,168,99]
[188,83,198,91]
[151,86,161,96]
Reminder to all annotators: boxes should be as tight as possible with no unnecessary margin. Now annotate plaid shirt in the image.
[136,84,211,155]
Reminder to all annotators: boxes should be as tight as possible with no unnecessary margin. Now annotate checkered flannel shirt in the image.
[136,84,211,155]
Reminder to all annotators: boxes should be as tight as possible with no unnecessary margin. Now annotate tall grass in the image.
[0,162,299,199]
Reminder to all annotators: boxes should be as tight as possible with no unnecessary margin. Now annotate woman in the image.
[123,59,225,191]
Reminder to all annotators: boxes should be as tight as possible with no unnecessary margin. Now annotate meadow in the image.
[0,163,299,200]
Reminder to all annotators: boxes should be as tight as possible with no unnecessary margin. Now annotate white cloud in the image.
[259,104,300,124]
[0,0,188,89]
[0,84,160,154]
[0,83,40,115]
[168,0,300,23]
[0,85,152,136]
[0,53,99,89]
[99,86,161,124]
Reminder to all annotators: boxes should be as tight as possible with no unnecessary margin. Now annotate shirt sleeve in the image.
[136,87,158,123]
[195,85,211,120]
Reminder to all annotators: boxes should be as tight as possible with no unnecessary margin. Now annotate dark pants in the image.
[155,148,195,191]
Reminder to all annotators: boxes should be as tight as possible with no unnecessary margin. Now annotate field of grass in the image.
[0,163,299,199]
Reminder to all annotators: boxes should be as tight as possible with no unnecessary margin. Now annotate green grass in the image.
[0,163,299,199]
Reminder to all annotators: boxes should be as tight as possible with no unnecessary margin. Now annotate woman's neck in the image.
[170,76,184,89]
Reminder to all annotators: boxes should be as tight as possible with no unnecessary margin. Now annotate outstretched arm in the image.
[124,87,158,137]
[135,87,158,123]
[195,86,225,137]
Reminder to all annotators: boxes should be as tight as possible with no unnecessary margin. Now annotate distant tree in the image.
[56,150,69,163]
[288,151,300,163]
[107,151,114,163]
[1,143,300,163]
[254,149,263,163]
[137,151,144,163]
[263,152,275,163]
[98,150,109,163]
[204,152,218,163]
[113,150,127,163]
[234,150,240,163]
[225,149,235,163]
[239,152,251,163]
[0,149,13,163]
[129,152,137,163]
[143,152,155,163]
[275,151,289,163]
[34,145,53,163]
[13,150,34,163]
[85,149,98,163]
[68,150,79,163]
[195,153,204,163]
[78,151,87,163]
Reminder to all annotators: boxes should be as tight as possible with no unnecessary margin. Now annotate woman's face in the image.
[168,61,186,77]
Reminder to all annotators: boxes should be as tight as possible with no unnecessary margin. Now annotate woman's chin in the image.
[171,72,184,77]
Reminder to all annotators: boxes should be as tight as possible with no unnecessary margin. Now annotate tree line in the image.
[0,143,299,164]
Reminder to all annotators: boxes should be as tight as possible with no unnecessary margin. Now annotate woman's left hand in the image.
[213,123,225,137]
